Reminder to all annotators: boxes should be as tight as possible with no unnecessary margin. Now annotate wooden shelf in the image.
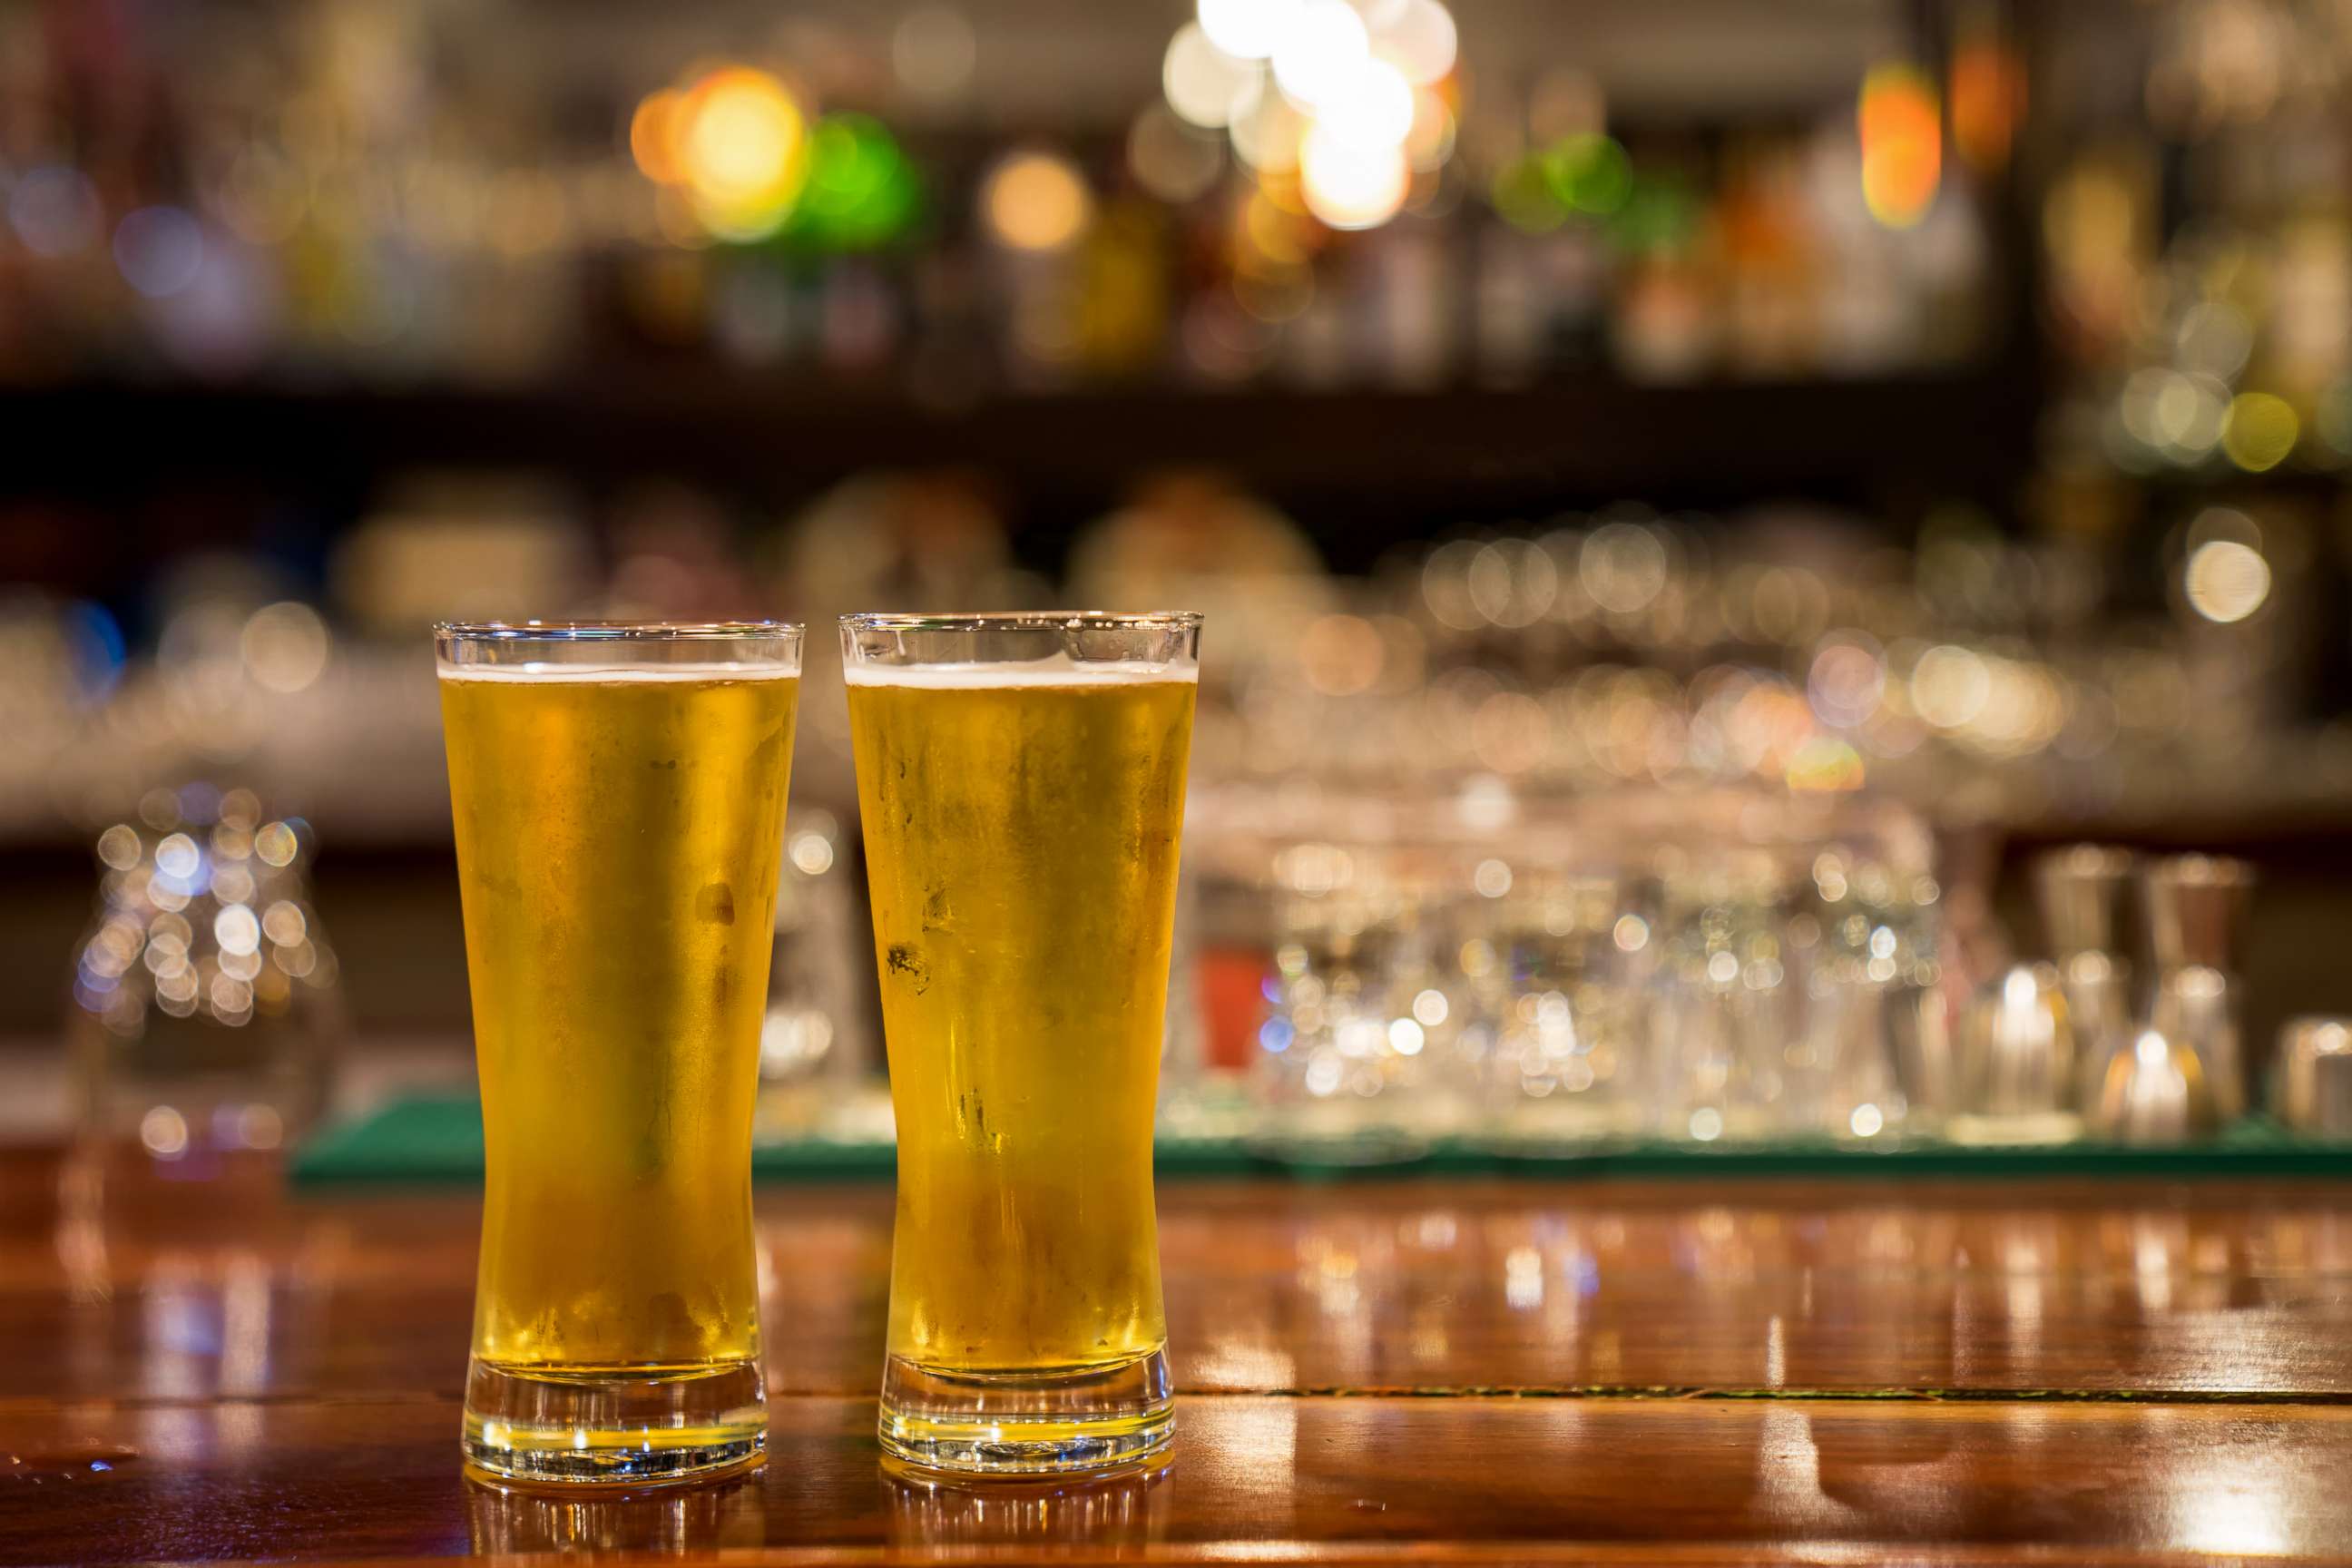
[6,368,2033,525]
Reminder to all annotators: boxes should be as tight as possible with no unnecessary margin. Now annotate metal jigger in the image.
[2275,1018,2352,1138]
[2034,845,2133,957]
[2031,846,2135,1113]
[2096,1027,2220,1144]
[1947,964,2082,1146]
[2139,855,2254,1123]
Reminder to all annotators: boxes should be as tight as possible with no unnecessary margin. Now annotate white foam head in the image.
[437,661,799,682]
[843,652,1196,688]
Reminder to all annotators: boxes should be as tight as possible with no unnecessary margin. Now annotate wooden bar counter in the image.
[5,1145,2351,1564]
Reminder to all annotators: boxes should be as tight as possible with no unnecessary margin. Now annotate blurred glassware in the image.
[1250,828,1465,1163]
[1812,972,1950,1140]
[2034,844,2133,956]
[1478,858,1642,1151]
[1069,472,1334,694]
[68,786,343,1162]
[2140,854,2254,1122]
[756,805,867,1137]
[2148,964,2244,1124]
[2275,1018,2352,1137]
[2032,844,2136,1112]
[1647,854,1791,1143]
[1791,817,1948,1141]
[1206,780,1961,1153]
[1947,964,2082,1145]
[2056,946,2133,1112]
[2093,1026,2218,1145]
[331,478,591,636]
[2141,854,2254,971]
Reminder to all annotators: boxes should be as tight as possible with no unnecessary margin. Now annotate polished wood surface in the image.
[5,1145,2352,1564]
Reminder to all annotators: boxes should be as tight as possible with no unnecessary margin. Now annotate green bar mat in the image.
[289,1094,2352,1187]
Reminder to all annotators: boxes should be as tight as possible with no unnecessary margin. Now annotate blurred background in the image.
[5,0,2352,1158]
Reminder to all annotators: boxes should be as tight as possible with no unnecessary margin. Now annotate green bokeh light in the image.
[1491,156,1567,234]
[1544,133,1632,216]
[1608,172,1700,254]
[742,113,924,254]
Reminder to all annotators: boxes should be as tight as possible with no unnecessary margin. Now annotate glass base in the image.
[1945,1109,2084,1147]
[1477,1096,1641,1153]
[462,1357,768,1486]
[878,1348,1173,1476]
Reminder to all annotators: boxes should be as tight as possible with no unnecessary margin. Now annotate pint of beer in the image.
[842,612,1199,1475]
[436,622,801,1485]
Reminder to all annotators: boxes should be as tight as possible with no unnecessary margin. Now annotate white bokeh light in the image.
[1198,0,1301,61]
[1164,22,1262,130]
[1300,122,1409,229]
[1378,0,1458,83]
[2184,539,2271,623]
[1272,0,1370,110]
[1315,55,1416,149]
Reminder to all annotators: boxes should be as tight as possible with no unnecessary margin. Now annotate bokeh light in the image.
[1404,86,1456,170]
[892,5,977,103]
[140,1105,191,1161]
[240,603,331,693]
[1492,157,1567,233]
[1230,93,1308,174]
[1272,0,1371,112]
[2220,391,2298,471]
[1859,63,1941,228]
[113,208,206,299]
[1129,105,1226,204]
[1465,540,1559,628]
[1316,57,1416,151]
[1909,644,1991,730]
[1545,134,1632,215]
[1808,633,1887,728]
[2316,381,2352,459]
[1378,0,1459,84]
[1609,173,1700,252]
[1199,0,1298,61]
[2184,540,2271,623]
[630,90,690,184]
[1166,0,1456,233]
[1164,23,1261,131]
[1581,522,1670,614]
[9,166,102,257]
[982,150,1093,251]
[1298,614,1386,695]
[784,115,923,251]
[679,66,810,239]
[1950,34,2025,171]
[2177,301,2252,381]
[1300,124,1409,230]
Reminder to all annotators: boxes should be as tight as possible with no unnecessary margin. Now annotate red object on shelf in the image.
[1197,944,1271,1072]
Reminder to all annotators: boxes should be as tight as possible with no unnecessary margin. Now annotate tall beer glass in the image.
[842,612,1200,1475]
[436,622,801,1485]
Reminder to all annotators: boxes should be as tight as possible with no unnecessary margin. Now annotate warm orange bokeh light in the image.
[1950,40,2025,172]
[630,64,810,240]
[630,89,689,185]
[1859,64,1941,228]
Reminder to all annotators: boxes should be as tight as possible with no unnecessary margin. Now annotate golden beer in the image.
[843,612,1199,1475]
[437,623,799,1485]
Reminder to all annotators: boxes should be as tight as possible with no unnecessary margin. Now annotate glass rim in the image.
[838,611,1200,632]
[435,620,803,642]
